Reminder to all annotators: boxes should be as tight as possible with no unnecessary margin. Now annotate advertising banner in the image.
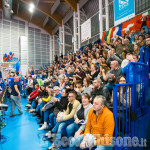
[114,0,135,26]
[81,18,91,42]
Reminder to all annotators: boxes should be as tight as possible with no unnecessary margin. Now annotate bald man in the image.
[107,60,122,78]
[10,77,23,117]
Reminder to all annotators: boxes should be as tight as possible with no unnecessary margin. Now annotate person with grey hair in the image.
[53,86,62,101]
[69,95,115,150]
[91,78,110,104]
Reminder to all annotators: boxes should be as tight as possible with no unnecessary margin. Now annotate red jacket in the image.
[29,87,40,100]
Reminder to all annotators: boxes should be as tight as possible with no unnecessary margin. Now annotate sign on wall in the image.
[114,0,135,26]
[81,18,91,42]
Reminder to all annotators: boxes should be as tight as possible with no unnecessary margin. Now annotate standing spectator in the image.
[10,77,23,117]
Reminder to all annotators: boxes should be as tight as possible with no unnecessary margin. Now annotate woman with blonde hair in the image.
[133,44,140,55]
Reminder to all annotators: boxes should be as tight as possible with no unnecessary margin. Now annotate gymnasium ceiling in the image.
[0,0,80,35]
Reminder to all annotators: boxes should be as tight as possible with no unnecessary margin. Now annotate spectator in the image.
[91,78,110,104]
[10,77,23,117]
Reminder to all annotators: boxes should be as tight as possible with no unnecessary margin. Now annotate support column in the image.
[99,0,103,39]
[105,0,109,31]
[50,35,52,63]
[62,25,65,56]
[59,26,62,56]
[77,3,81,49]
[53,35,55,61]
[73,12,77,51]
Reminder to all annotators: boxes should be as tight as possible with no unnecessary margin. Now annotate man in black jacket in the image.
[91,78,110,105]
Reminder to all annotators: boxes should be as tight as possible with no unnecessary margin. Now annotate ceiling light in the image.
[30,3,35,9]
[29,7,34,13]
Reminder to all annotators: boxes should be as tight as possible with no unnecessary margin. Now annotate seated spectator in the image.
[106,48,122,66]
[82,77,92,96]
[38,88,54,130]
[66,93,93,137]
[133,44,140,55]
[64,76,71,89]
[121,53,132,68]
[80,59,89,73]
[51,77,60,88]
[139,35,144,47]
[91,78,110,104]
[74,67,85,80]
[25,84,40,109]
[113,35,123,57]
[130,30,136,43]
[26,75,33,95]
[67,68,74,79]
[132,34,139,45]
[53,86,62,101]
[59,77,65,91]
[74,81,83,102]
[48,90,80,150]
[69,95,115,150]
[107,61,122,78]
[86,64,99,81]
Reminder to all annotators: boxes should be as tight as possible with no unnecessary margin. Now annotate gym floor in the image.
[1,97,68,150]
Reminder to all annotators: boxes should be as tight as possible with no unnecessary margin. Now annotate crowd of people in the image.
[0,24,150,149]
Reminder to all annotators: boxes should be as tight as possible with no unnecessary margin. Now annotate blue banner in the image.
[114,0,135,26]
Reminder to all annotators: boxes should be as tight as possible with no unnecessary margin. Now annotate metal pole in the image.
[105,0,109,31]
[77,3,81,49]
[99,0,103,39]
[59,26,62,56]
[53,35,55,61]
[62,25,65,56]
[50,35,52,63]
[73,12,77,51]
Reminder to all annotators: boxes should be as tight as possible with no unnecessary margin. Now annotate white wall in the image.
[0,11,51,70]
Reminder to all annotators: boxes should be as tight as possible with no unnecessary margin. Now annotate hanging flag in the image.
[112,26,119,38]
[101,31,106,43]
[13,61,20,73]
[134,14,143,32]
[107,28,112,44]
[116,24,122,36]
[104,31,109,41]
[110,27,115,38]
[121,17,137,35]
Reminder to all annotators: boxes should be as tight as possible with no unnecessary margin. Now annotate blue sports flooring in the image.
[1,97,68,150]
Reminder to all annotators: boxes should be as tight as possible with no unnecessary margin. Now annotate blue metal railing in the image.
[126,62,149,117]
[140,46,150,66]
[113,83,134,138]
[113,47,150,150]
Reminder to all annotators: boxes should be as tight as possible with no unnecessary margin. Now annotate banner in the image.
[81,18,91,42]
[114,0,135,26]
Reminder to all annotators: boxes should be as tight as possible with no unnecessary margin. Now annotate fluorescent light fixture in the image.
[29,7,34,13]
[30,3,35,9]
